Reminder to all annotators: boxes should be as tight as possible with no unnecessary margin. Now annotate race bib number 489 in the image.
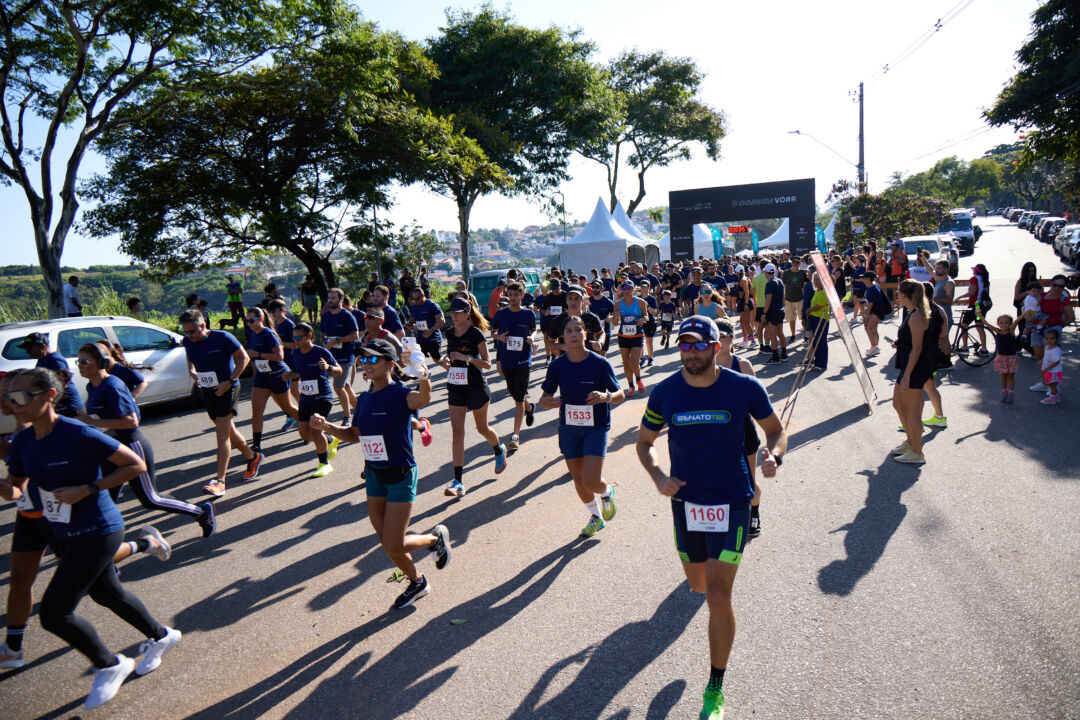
[684,502,729,533]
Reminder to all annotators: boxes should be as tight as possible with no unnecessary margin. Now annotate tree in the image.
[341,222,443,291]
[889,156,1001,206]
[827,179,950,247]
[985,0,1080,204]
[417,6,612,282]
[580,50,726,216]
[0,0,335,318]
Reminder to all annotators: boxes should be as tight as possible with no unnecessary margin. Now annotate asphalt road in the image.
[2,216,1079,719]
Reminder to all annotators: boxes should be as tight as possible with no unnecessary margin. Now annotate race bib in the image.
[40,490,71,524]
[14,489,34,512]
[254,359,271,373]
[684,501,729,533]
[662,313,673,322]
[360,435,388,462]
[549,305,563,316]
[300,379,319,396]
[506,336,524,352]
[564,404,594,427]
[621,323,638,336]
[196,371,218,388]
[604,291,613,299]
[447,366,468,385]
[415,320,428,332]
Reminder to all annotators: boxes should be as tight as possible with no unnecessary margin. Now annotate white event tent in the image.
[759,219,790,250]
[823,216,837,247]
[558,198,645,272]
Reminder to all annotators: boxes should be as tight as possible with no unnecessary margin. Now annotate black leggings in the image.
[108,431,202,519]
[40,529,165,668]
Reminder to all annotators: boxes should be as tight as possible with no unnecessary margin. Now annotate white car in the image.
[901,236,950,282]
[0,316,196,433]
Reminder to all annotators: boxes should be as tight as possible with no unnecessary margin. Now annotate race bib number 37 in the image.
[684,502,729,533]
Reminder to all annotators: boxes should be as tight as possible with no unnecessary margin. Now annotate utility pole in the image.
[857,82,866,192]
[373,202,382,282]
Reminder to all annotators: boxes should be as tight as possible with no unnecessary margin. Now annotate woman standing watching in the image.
[1,369,180,710]
[286,323,342,477]
[440,297,507,497]
[805,273,830,371]
[736,269,756,349]
[245,307,299,453]
[891,281,935,465]
[311,339,451,610]
[539,316,624,537]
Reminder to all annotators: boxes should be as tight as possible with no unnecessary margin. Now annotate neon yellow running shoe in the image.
[312,463,334,478]
[700,688,724,719]
[580,515,605,537]
[922,415,948,428]
[327,436,340,461]
[600,487,617,521]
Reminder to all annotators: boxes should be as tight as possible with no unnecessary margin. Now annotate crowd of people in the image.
[2,242,1073,717]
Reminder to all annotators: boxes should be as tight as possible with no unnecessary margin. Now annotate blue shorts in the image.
[672,498,750,565]
[364,465,419,503]
[252,372,290,394]
[558,424,608,459]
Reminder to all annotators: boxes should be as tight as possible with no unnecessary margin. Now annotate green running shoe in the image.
[699,688,724,719]
[581,515,606,537]
[312,463,334,478]
[600,487,617,521]
[327,436,340,461]
[922,415,948,428]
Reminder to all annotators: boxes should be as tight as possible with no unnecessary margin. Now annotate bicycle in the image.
[951,308,996,367]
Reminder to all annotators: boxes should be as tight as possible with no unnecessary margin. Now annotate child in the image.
[658,290,677,348]
[989,314,1020,402]
[1040,329,1063,405]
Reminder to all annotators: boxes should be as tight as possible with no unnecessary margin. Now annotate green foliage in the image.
[890,156,1002,205]
[827,179,950,247]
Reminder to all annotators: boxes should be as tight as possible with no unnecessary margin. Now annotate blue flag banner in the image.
[816,226,827,253]
[709,226,724,259]
[751,229,759,254]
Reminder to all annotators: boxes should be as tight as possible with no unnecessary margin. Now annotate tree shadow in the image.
[817,456,921,596]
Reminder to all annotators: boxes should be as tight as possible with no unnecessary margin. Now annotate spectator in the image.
[781,258,807,343]
[225,275,245,325]
[489,278,507,320]
[301,274,319,324]
[126,297,144,319]
[63,275,82,317]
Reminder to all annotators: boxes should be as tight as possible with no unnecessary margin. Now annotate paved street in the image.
[2,216,1079,719]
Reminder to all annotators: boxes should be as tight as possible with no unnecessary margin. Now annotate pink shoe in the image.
[1040,394,1061,405]
[636,378,646,394]
[419,418,433,447]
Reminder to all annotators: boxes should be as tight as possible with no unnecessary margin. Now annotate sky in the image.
[0,0,1041,267]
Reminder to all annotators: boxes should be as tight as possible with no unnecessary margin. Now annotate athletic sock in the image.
[317,452,328,464]
[128,538,150,555]
[252,431,262,448]
[585,500,600,517]
[492,443,504,455]
[707,666,725,693]
[6,625,25,652]
[750,504,760,519]
[453,466,463,483]
[600,484,612,498]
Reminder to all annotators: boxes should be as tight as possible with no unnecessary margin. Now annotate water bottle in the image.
[401,337,425,378]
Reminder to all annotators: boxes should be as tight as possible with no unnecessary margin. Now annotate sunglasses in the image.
[292,334,309,341]
[6,389,49,407]
[678,342,714,352]
[356,355,385,365]
[246,317,261,324]
[76,358,97,367]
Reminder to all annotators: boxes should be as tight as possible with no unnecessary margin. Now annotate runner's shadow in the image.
[817,457,920,596]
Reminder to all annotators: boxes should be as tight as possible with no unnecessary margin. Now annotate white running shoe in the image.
[0,641,24,669]
[85,654,135,709]
[138,526,171,562]
[1029,382,1048,392]
[865,346,881,358]
[135,627,181,676]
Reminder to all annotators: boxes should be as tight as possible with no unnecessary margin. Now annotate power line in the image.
[910,125,997,161]
[863,0,977,83]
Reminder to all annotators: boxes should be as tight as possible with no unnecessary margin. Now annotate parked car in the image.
[901,236,949,281]
[1056,225,1080,262]
[941,211,976,253]
[1008,208,1025,221]
[1026,212,1050,234]
[1054,224,1080,256]
[1038,217,1067,242]
[466,268,543,319]
[0,316,195,434]
[1018,211,1041,229]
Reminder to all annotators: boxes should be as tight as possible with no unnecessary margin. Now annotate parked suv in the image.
[940,211,976,253]
[0,316,195,433]
[1038,217,1066,242]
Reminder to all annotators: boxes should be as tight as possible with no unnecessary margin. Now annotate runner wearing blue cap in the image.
[637,315,787,720]
[616,281,648,396]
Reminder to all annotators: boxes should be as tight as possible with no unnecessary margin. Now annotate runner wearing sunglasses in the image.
[179,309,261,498]
[311,339,451,609]
[492,281,538,452]
[616,281,649,396]
[245,307,299,454]
[267,299,302,424]
[539,316,624,537]
[285,323,342,477]
[0,368,181,710]
[636,315,787,720]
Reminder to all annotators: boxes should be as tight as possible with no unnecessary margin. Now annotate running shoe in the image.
[1005,390,1015,404]
[636,378,646,394]
[445,480,465,497]
[203,480,226,498]
[1000,390,1009,403]
[139,526,171,561]
[419,418,433,447]
[1029,382,1048,392]
[626,384,635,397]
[699,688,725,719]
[282,416,298,431]
[85,654,135,710]
[196,501,216,538]
[342,414,352,428]
[890,441,911,456]
[432,525,451,569]
[894,450,926,464]
[243,452,263,480]
[790,334,796,343]
[600,487,617,521]
[313,463,335,478]
[812,365,826,371]
[507,434,520,452]
[581,515,606,537]
[328,436,340,461]
[494,444,507,474]
[135,627,181,676]
[766,355,782,364]
[922,415,948,428]
[748,512,761,538]
[1040,394,1062,405]
[525,402,535,427]
[393,575,429,609]
[780,351,789,362]
[0,641,24,669]
[865,346,881,358]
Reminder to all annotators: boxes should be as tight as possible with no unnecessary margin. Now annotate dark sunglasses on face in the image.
[246,317,260,324]
[356,355,383,365]
[6,389,49,407]
[292,334,309,341]
[678,342,714,352]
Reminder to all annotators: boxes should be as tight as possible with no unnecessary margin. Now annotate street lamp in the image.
[788,130,859,169]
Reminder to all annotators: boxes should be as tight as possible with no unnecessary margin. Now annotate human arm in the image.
[753,412,787,479]
[220,347,249,395]
[53,444,145,503]
[308,414,361,444]
[636,425,686,497]
[406,372,432,411]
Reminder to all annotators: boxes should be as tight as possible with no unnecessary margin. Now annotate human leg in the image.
[250,386,271,440]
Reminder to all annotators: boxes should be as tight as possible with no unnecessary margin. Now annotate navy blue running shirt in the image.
[85,375,140,443]
[642,368,773,504]
[276,317,296,366]
[410,300,444,344]
[183,330,242,385]
[293,345,338,403]
[540,352,620,429]
[108,363,145,393]
[320,309,359,363]
[249,328,289,375]
[492,307,536,369]
[352,381,415,468]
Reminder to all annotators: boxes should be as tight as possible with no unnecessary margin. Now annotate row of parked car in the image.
[996,207,1080,265]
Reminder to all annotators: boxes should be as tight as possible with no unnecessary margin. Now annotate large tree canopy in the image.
[827,179,949,248]
[580,50,726,216]
[890,156,1002,206]
[0,0,336,317]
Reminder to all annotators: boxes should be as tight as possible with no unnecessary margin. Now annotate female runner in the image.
[245,307,299,452]
[615,281,648,395]
[286,323,342,477]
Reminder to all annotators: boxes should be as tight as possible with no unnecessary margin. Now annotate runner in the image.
[538,316,624,537]
[636,316,786,720]
[409,287,445,362]
[371,284,405,339]
[440,296,507,497]
[891,280,935,465]
[616,281,648,396]
[320,288,360,425]
[587,281,616,353]
[358,307,432,446]
[267,299,301,420]
[2,368,181,709]
[548,285,605,355]
[310,339,451,609]
[658,290,678,348]
[539,280,568,365]
[76,342,217,536]
[18,332,84,417]
[762,264,789,364]
[639,281,659,367]
[179,310,261,497]
[245,307,299,453]
[285,323,342,477]
[492,282,538,452]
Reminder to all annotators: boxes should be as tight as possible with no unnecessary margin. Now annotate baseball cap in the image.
[764,263,777,273]
[497,278,507,286]
[677,315,720,343]
[548,279,561,289]
[362,338,399,361]
[566,285,584,296]
[18,332,47,349]
[449,297,472,313]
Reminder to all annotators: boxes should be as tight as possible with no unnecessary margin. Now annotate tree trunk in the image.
[291,244,336,305]
[458,199,472,284]
[625,164,649,217]
[30,203,65,319]
[606,141,622,214]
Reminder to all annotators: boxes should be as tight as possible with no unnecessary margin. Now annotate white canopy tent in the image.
[823,216,837,247]
[612,200,660,267]
[759,219,789,249]
[558,198,643,272]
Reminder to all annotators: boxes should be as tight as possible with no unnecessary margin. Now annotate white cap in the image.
[735,264,744,273]
[764,263,777,273]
